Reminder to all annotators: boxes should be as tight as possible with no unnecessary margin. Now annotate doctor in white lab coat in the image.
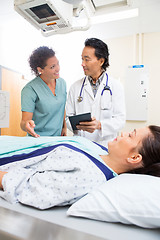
[66,38,126,147]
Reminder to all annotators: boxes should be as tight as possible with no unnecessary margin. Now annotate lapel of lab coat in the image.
[83,76,94,100]
[94,73,107,101]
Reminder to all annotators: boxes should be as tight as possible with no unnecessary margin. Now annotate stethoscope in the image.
[77,73,112,102]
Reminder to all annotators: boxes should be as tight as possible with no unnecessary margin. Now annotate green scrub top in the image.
[21,76,67,136]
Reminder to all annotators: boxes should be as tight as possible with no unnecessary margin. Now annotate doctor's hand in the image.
[76,117,101,133]
[23,120,40,138]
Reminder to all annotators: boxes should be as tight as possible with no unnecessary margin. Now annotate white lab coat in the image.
[66,73,126,147]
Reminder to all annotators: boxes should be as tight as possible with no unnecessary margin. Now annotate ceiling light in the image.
[91,8,139,25]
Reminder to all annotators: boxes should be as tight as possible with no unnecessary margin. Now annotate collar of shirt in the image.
[88,72,105,97]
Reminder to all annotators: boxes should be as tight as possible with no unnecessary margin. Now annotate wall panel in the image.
[0,66,28,136]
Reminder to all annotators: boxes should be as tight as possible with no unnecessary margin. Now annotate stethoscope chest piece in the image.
[78,73,112,103]
[104,86,111,91]
[77,96,83,102]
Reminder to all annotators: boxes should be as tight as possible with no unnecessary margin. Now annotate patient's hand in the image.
[0,171,7,190]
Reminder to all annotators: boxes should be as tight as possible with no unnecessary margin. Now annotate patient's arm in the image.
[0,171,8,189]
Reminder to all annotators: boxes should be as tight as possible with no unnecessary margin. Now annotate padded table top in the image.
[0,198,160,240]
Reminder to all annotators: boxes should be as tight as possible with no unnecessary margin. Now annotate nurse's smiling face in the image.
[37,56,60,81]
[81,46,104,81]
[108,127,151,160]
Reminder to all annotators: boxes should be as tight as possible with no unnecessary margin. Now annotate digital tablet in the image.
[69,113,91,131]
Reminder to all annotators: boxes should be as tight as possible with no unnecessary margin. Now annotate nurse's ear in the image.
[37,67,43,75]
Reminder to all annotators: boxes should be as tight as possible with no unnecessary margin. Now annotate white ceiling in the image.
[62,0,129,8]
[0,0,155,22]
[92,0,128,8]
[0,0,160,38]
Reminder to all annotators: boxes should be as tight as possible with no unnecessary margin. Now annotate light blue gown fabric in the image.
[0,136,117,209]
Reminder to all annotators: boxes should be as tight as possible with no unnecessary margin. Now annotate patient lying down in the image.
[0,125,160,209]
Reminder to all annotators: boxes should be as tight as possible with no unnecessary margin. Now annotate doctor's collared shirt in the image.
[88,72,105,97]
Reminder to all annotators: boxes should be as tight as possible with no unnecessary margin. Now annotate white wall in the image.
[143,32,160,126]
[0,20,85,89]
[106,32,160,132]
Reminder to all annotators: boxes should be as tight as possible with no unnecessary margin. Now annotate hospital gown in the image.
[0,145,116,209]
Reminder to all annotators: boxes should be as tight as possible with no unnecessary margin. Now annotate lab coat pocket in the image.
[101,90,112,110]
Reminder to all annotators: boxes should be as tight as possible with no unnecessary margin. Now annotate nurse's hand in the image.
[24,120,40,138]
[61,126,67,136]
[76,117,101,133]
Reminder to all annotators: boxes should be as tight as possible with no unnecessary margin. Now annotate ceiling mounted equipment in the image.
[14,0,94,36]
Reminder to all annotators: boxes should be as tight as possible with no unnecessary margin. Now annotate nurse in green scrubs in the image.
[21,46,67,137]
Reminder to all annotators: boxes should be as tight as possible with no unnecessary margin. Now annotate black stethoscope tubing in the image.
[78,73,112,102]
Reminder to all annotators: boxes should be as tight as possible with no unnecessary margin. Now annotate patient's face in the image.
[108,127,151,159]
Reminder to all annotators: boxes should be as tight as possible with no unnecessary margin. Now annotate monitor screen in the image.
[26,4,59,23]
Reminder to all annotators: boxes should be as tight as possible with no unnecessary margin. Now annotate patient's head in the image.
[107,125,160,177]
[132,125,160,177]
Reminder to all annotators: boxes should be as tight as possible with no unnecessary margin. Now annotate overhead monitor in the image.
[14,0,91,36]
[14,0,73,35]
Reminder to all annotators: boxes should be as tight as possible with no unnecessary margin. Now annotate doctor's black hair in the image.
[84,38,110,71]
[28,46,55,76]
[128,125,160,177]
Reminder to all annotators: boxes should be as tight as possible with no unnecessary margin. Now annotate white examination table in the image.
[0,136,160,239]
[0,198,160,240]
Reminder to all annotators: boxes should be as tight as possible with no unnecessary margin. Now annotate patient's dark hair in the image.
[129,125,160,177]
[84,38,109,71]
[29,46,55,76]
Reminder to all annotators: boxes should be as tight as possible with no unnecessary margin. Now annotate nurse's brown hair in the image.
[29,46,55,76]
